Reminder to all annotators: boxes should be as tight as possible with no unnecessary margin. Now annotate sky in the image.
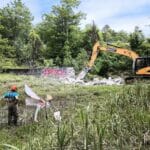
[0,0,150,36]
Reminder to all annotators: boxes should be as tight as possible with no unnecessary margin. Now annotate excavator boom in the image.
[88,41,139,68]
[77,41,150,80]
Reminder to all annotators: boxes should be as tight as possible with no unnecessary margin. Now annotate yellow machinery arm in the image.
[76,41,150,80]
[88,41,139,68]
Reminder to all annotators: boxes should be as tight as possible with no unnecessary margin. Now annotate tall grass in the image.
[0,74,149,149]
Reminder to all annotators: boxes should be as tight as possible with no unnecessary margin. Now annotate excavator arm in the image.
[87,41,139,68]
[76,41,150,80]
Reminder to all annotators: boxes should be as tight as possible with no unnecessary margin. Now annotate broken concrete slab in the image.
[53,76,125,86]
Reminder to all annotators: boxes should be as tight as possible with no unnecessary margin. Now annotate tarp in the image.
[24,84,61,122]
[25,84,40,100]
[25,97,38,106]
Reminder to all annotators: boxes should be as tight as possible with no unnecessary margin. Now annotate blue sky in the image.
[1,0,150,36]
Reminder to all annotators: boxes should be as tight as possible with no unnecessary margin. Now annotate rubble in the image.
[51,76,124,85]
[40,67,125,85]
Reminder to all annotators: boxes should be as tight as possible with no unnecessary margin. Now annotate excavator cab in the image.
[134,57,150,76]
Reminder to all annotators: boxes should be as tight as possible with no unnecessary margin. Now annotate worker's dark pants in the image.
[8,103,18,126]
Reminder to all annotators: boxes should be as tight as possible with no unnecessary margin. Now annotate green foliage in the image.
[0,0,32,41]
[114,30,129,42]
[0,57,17,69]
[81,23,102,56]
[91,52,133,77]
[38,0,84,65]
[129,26,145,50]
[114,41,130,48]
[139,39,150,56]
[28,30,44,66]
[73,48,88,71]
[102,25,113,42]
[57,124,71,150]
[102,25,129,43]
[0,36,15,57]
[63,41,72,66]
[43,59,54,67]
[0,0,149,77]
[0,74,149,149]
[92,54,110,77]
[0,0,33,64]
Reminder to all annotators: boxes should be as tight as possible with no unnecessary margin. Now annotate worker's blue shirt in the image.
[3,91,19,101]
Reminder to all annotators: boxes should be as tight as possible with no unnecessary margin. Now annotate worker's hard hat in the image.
[11,85,17,91]
[46,95,53,101]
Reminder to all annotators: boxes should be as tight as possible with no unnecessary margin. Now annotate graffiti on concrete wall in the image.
[41,67,75,78]
[42,68,66,77]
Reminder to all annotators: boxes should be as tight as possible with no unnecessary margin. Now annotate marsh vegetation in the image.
[0,74,149,150]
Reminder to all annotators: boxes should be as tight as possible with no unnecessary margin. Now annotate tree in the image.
[101,25,130,44]
[139,38,150,56]
[102,25,113,42]
[0,13,14,58]
[28,30,44,66]
[63,41,72,66]
[81,22,102,57]
[0,36,14,58]
[38,0,84,65]
[0,0,33,64]
[73,48,88,71]
[114,30,129,43]
[129,26,145,50]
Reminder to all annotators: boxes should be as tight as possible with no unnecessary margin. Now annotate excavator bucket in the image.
[76,68,90,80]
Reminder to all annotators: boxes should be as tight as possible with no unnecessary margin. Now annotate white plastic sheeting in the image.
[54,111,61,121]
[25,84,40,100]
[24,84,61,122]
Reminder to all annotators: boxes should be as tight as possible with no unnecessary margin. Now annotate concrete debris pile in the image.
[41,67,124,85]
[84,77,124,85]
[57,76,124,85]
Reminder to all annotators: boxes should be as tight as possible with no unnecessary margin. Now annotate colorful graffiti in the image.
[41,67,75,78]
[42,68,66,77]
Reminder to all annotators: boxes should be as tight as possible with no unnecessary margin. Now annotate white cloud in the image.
[0,0,54,24]
[108,16,150,37]
[1,0,150,36]
[107,16,149,31]
[80,0,150,19]
[22,0,55,24]
[79,0,150,35]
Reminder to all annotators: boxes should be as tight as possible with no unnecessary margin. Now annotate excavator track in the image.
[125,76,150,84]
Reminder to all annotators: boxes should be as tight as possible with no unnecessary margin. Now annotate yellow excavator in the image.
[76,41,150,81]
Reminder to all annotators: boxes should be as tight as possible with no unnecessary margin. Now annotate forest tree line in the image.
[0,0,150,76]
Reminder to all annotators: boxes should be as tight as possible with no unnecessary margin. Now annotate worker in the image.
[1,85,19,126]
